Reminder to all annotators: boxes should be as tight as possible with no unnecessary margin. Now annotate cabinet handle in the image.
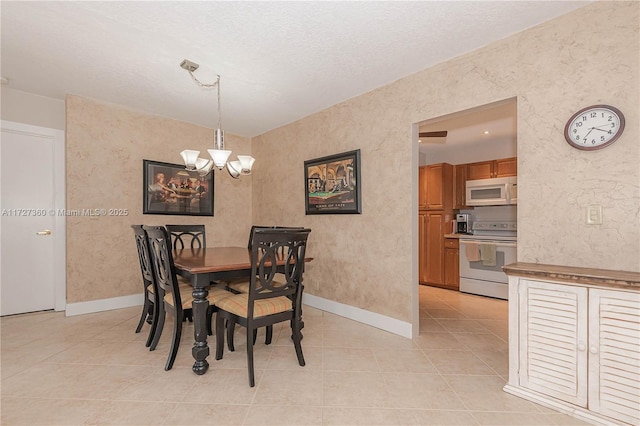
[589,346,598,354]
[577,343,586,351]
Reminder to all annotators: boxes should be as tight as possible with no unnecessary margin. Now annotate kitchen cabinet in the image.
[419,211,454,288]
[467,157,517,180]
[443,238,459,290]
[453,164,468,209]
[418,163,454,288]
[418,167,428,210]
[495,157,517,177]
[423,211,446,285]
[504,265,640,426]
[419,163,453,210]
[418,211,427,283]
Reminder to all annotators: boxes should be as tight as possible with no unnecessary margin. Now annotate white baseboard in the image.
[303,293,413,338]
[65,293,144,317]
[65,292,414,339]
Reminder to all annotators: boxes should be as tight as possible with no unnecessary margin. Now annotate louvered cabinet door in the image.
[588,289,640,425]
[518,280,588,407]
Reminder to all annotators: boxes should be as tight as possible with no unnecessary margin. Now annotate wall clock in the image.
[564,104,625,151]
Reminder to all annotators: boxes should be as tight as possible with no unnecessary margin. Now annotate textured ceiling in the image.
[1,1,590,137]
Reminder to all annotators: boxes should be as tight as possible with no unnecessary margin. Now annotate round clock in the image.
[564,104,625,151]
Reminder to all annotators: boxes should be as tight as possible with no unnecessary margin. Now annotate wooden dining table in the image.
[172,246,311,375]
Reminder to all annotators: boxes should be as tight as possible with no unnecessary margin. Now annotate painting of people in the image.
[143,160,214,216]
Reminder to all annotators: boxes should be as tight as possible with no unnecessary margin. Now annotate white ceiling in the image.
[1,1,590,138]
[418,98,517,154]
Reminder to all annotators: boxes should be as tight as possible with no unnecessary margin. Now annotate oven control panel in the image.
[472,221,517,231]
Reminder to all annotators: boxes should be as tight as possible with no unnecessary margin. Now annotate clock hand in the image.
[581,128,595,142]
[591,128,611,134]
[592,123,615,130]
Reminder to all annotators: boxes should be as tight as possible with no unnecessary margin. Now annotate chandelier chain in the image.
[187,71,222,129]
[217,76,222,130]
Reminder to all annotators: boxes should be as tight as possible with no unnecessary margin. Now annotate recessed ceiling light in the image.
[483,130,490,135]
[418,139,422,143]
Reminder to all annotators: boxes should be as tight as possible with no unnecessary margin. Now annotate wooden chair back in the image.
[131,225,155,291]
[249,228,311,308]
[166,224,206,250]
[144,226,182,314]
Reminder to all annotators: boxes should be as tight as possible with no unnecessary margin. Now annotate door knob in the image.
[36,229,52,236]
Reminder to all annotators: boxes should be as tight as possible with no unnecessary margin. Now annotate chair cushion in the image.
[227,278,286,294]
[164,285,233,309]
[216,293,292,319]
[227,280,250,294]
[147,279,190,294]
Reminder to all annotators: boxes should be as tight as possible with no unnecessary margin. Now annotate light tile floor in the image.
[0,286,590,425]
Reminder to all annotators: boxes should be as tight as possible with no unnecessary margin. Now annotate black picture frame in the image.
[304,149,361,215]
[143,159,214,216]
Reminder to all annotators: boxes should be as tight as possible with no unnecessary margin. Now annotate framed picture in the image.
[304,149,361,215]
[143,159,214,216]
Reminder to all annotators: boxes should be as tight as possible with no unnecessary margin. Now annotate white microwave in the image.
[466,176,517,206]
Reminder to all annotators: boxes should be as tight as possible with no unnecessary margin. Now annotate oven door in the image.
[459,239,517,299]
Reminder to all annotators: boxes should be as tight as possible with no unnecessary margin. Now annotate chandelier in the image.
[179,59,255,178]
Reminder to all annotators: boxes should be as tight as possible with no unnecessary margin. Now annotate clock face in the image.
[564,105,625,151]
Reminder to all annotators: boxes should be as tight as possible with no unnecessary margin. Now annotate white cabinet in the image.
[588,289,640,425]
[506,276,640,426]
[518,280,589,407]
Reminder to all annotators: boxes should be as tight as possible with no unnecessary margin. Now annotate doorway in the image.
[414,98,518,331]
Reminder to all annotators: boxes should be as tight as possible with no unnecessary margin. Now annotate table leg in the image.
[191,274,210,375]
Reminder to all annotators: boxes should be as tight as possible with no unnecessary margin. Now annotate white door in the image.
[0,121,65,316]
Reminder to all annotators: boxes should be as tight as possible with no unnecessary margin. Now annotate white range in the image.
[459,221,517,300]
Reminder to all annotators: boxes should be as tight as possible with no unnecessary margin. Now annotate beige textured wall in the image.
[65,95,252,303]
[253,2,639,323]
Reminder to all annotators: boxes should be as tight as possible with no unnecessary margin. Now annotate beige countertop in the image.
[503,262,640,291]
[444,233,468,239]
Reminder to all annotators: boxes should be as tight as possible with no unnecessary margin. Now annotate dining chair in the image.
[166,224,209,321]
[223,226,302,345]
[144,225,234,371]
[215,227,311,386]
[225,225,269,294]
[165,224,206,250]
[227,225,304,294]
[131,225,160,348]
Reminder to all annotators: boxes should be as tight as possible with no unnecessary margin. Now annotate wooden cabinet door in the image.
[495,157,517,177]
[467,161,494,180]
[418,167,428,210]
[424,212,445,285]
[426,164,444,209]
[453,164,467,209]
[519,280,588,407]
[444,238,459,290]
[418,211,428,283]
[425,163,453,210]
[467,157,517,180]
[588,289,640,425]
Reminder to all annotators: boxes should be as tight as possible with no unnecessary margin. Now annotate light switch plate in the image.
[586,205,603,225]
